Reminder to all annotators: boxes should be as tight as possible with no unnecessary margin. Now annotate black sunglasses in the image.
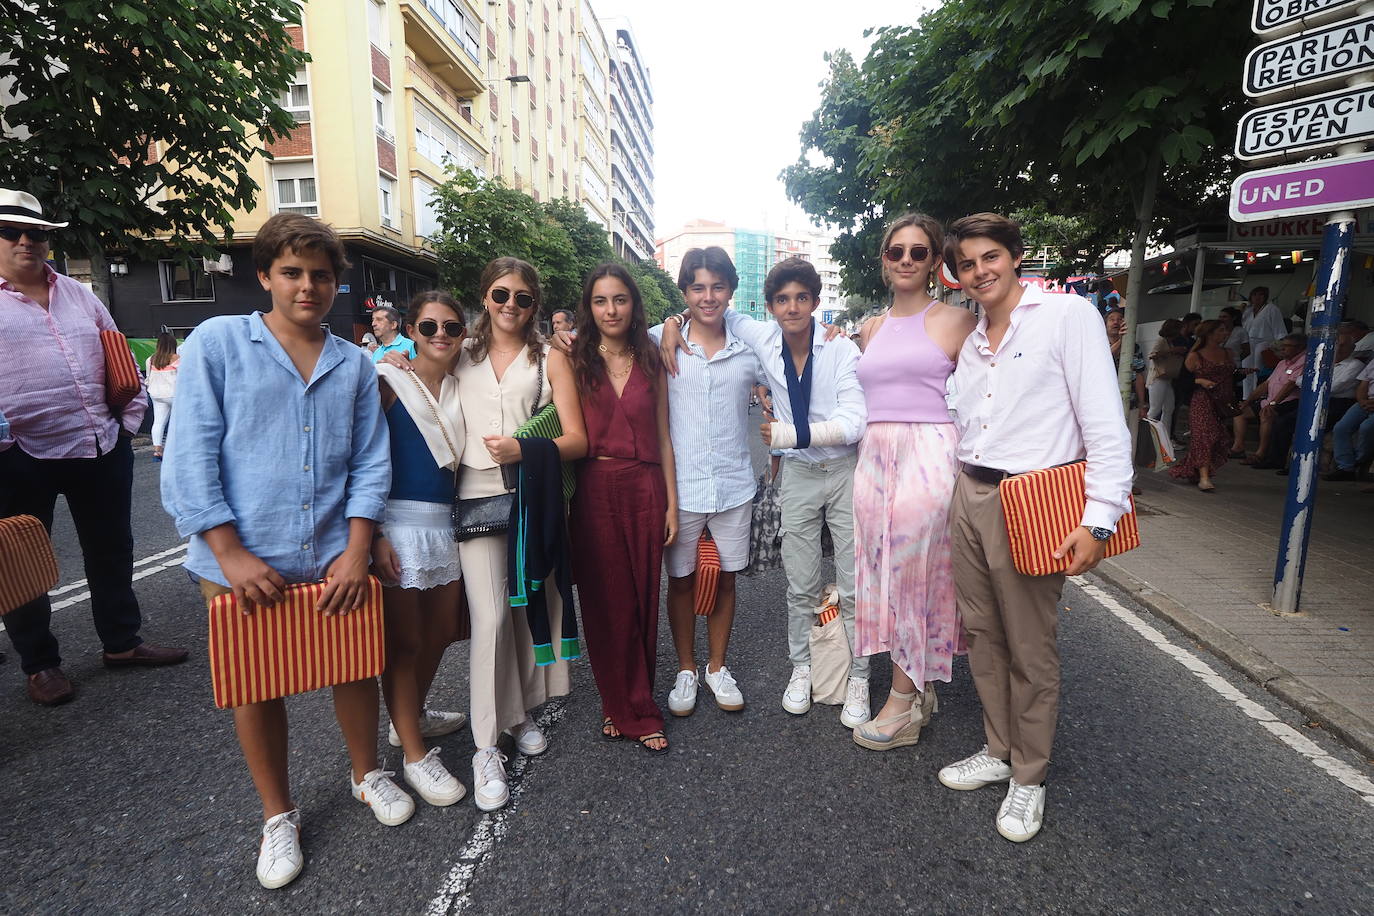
[0,226,51,243]
[416,319,465,338]
[490,287,535,309]
[883,244,930,263]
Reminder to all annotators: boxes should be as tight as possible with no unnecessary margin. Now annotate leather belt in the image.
[962,463,1012,486]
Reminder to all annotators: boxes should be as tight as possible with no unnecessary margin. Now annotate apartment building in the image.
[599,17,654,263]
[655,221,845,323]
[103,0,624,340]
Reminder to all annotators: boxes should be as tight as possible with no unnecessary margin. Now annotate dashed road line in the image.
[1078,579,1374,807]
[425,699,568,915]
[0,543,188,633]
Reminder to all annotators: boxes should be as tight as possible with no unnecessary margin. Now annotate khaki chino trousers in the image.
[949,471,1066,786]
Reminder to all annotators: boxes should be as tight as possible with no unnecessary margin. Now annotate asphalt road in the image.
[3,429,1373,915]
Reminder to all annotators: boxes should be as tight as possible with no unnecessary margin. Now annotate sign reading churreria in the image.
[1244,12,1374,97]
[1252,0,1365,34]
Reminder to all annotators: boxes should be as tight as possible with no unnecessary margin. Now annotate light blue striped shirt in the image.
[649,321,766,514]
[162,312,391,587]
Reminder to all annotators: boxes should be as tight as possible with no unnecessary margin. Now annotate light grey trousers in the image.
[779,453,869,679]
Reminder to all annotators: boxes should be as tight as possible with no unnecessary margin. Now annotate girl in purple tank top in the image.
[851,214,976,752]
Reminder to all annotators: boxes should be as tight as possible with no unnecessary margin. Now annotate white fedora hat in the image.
[0,189,68,229]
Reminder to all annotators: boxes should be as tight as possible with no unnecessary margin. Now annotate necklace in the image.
[600,343,635,380]
[598,343,629,357]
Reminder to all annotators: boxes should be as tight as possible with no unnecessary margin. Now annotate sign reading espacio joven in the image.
[1236,83,1374,159]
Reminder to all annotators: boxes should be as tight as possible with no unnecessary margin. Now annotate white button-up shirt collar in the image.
[950,285,1133,531]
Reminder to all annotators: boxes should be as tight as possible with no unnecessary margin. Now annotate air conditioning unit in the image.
[202,254,234,275]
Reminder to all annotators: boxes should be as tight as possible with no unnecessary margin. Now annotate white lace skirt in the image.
[385,499,462,590]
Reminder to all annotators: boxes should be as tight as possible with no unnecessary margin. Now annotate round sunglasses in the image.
[490,287,535,309]
[883,244,931,263]
[415,319,465,338]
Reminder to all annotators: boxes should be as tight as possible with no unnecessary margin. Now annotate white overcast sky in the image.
[593,0,933,238]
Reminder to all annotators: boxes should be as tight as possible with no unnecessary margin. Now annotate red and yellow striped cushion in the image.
[693,533,721,617]
[0,515,59,615]
[207,577,386,708]
[999,462,1141,577]
[101,330,142,409]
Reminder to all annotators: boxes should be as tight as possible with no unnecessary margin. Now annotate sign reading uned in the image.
[1244,13,1374,97]
[1230,151,1374,221]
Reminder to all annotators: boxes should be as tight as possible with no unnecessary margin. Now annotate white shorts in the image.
[665,500,752,579]
[384,499,462,591]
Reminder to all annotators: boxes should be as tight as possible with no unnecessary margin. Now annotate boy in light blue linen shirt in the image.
[162,213,407,891]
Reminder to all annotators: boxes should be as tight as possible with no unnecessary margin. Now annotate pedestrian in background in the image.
[162,212,406,890]
[1146,318,1186,442]
[372,291,471,810]
[0,188,186,707]
[850,213,973,752]
[551,308,575,336]
[1169,320,1236,492]
[370,304,416,363]
[452,257,587,810]
[570,263,677,752]
[145,328,179,461]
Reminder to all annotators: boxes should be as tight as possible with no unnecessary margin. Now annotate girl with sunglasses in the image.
[568,263,678,753]
[372,291,471,809]
[453,258,587,809]
[850,213,975,752]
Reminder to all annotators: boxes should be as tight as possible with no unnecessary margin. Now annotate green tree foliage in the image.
[0,0,309,302]
[784,0,1247,300]
[430,167,681,325]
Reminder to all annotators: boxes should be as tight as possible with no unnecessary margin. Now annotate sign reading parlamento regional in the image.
[1252,0,1365,35]
[1236,83,1374,159]
[1244,12,1374,97]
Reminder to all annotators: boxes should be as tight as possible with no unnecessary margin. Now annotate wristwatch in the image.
[1087,526,1113,542]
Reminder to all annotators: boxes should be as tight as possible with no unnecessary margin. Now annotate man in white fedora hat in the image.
[0,188,187,706]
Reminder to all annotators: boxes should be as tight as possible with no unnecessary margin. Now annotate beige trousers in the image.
[948,471,1066,786]
[459,466,571,748]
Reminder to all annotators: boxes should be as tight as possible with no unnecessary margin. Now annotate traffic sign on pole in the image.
[1230,151,1374,221]
[1252,0,1365,35]
[1235,82,1374,159]
[1244,12,1374,97]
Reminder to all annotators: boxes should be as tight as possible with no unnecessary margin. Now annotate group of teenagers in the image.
[159,207,1132,890]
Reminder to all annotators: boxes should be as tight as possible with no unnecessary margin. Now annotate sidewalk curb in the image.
[1089,559,1374,761]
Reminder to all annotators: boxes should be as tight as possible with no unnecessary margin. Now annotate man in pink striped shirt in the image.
[0,188,186,706]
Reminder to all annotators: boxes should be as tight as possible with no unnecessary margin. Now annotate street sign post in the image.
[1244,12,1374,97]
[1229,150,1374,221]
[1253,0,1365,34]
[1235,82,1374,159]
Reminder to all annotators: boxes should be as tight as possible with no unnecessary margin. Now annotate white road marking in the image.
[1078,579,1374,807]
[425,699,568,916]
[0,543,188,633]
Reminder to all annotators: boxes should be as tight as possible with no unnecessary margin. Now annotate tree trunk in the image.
[1118,147,1160,414]
[88,247,112,309]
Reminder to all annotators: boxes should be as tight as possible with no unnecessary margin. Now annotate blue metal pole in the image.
[1273,213,1355,613]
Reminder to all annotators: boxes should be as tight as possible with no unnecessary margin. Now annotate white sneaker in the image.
[473,747,510,812]
[388,708,469,747]
[938,746,1013,791]
[256,809,303,890]
[668,669,699,716]
[703,664,744,712]
[403,748,466,807]
[782,665,812,715]
[350,768,415,826]
[507,719,547,756]
[996,779,1046,842]
[839,676,870,728]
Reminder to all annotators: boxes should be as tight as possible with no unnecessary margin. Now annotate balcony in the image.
[406,57,481,133]
[401,0,484,96]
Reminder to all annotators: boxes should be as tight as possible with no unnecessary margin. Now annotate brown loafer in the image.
[102,643,189,668]
[28,668,76,706]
